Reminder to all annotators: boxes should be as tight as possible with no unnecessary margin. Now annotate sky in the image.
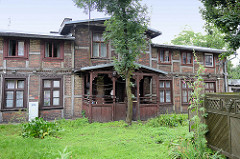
[0,0,239,65]
[0,0,205,43]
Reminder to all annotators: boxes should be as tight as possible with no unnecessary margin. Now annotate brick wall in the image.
[152,47,226,113]
[0,36,75,122]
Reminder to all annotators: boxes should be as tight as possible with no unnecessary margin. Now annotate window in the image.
[159,50,171,63]
[3,79,26,109]
[92,33,108,58]
[182,81,193,104]
[159,80,172,104]
[41,79,62,108]
[205,82,216,93]
[205,53,214,67]
[3,39,29,59]
[42,41,64,60]
[182,52,192,65]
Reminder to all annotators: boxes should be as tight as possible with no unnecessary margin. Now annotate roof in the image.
[0,30,75,40]
[75,63,168,75]
[152,43,227,54]
[59,17,161,38]
[228,79,240,86]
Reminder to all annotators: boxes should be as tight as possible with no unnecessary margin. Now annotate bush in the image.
[146,114,187,127]
[22,117,59,139]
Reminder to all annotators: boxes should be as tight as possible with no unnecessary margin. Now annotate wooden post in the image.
[112,77,116,121]
[89,72,93,123]
[137,75,140,120]
[156,75,160,115]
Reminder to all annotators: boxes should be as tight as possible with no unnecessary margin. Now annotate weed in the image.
[57,147,72,159]
[146,113,187,127]
[171,52,225,159]
[21,117,59,139]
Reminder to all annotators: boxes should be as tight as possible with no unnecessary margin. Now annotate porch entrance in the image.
[77,64,167,122]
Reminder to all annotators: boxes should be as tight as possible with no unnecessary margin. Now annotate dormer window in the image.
[92,33,108,58]
[3,39,29,59]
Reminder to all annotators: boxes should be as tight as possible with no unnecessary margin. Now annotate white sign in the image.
[29,102,39,121]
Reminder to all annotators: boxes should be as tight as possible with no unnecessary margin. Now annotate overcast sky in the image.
[0,0,239,65]
[0,0,206,43]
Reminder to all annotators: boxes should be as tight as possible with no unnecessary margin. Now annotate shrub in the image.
[146,114,187,127]
[22,117,59,139]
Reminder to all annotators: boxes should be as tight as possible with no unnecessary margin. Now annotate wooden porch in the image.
[76,63,167,122]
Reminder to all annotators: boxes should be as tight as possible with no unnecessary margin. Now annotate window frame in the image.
[40,77,63,110]
[1,77,27,111]
[159,80,173,105]
[41,40,64,61]
[181,51,193,66]
[205,81,216,93]
[91,32,109,59]
[3,38,29,60]
[204,53,215,67]
[181,80,193,105]
[159,49,171,64]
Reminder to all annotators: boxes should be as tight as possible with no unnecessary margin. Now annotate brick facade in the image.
[0,37,76,122]
[0,18,227,122]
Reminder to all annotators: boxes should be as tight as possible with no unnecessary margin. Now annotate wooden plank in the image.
[230,117,240,157]
[206,113,230,152]
[114,103,126,121]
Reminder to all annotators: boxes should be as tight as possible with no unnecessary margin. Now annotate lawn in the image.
[0,115,188,159]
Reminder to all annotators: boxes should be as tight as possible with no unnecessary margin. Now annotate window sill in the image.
[42,58,64,62]
[0,108,27,112]
[91,57,110,60]
[181,64,193,67]
[159,103,173,106]
[4,56,28,60]
[159,62,172,65]
[205,65,215,68]
[182,103,190,106]
[40,106,63,110]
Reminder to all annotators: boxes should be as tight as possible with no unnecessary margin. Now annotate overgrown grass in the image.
[0,115,188,159]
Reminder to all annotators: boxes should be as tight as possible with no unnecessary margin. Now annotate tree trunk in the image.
[126,73,133,125]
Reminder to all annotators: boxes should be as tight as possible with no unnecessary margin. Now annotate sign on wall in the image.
[29,102,39,121]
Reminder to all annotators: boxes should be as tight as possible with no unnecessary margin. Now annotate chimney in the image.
[60,18,72,27]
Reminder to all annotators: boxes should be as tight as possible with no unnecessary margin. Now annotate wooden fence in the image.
[204,93,240,159]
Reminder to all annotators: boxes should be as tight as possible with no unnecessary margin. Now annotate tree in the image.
[200,0,240,55]
[228,61,240,79]
[73,0,149,124]
[171,25,226,49]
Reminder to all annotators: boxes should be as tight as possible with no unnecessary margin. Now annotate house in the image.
[0,17,227,123]
[228,79,240,92]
